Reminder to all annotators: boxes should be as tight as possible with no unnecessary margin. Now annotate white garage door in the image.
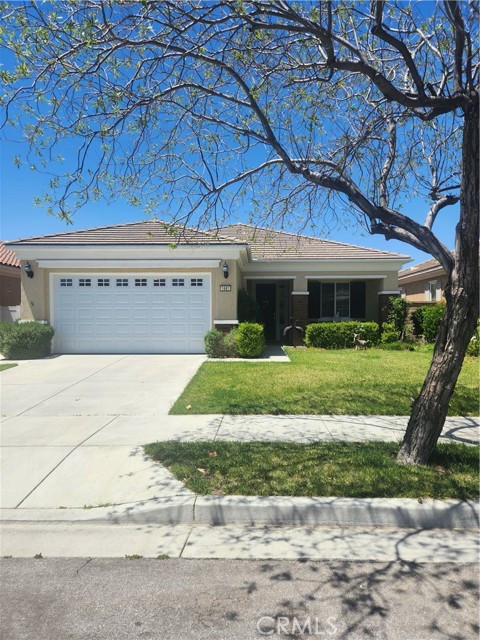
[52,274,211,354]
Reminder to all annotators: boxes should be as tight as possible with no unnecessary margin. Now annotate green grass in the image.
[0,363,17,372]
[143,440,479,500]
[170,348,479,416]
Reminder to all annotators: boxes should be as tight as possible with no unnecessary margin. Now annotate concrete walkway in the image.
[1,355,479,560]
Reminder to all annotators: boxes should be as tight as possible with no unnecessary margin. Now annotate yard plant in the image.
[170,348,478,416]
[0,322,54,360]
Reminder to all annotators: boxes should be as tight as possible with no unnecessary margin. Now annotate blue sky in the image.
[0,136,457,267]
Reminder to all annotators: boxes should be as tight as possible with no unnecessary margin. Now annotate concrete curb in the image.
[2,496,479,530]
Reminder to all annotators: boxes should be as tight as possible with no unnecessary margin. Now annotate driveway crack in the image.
[14,415,119,508]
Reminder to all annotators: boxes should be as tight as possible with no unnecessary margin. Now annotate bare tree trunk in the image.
[397,102,479,466]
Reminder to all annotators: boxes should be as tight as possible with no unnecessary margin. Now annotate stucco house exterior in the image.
[7,221,410,354]
[398,256,450,303]
[0,242,21,321]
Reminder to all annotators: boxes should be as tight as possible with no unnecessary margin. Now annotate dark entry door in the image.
[256,283,276,341]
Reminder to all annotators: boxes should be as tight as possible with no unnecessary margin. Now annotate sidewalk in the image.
[2,414,478,531]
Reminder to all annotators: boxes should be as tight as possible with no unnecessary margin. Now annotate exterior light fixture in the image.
[222,262,229,279]
[24,262,34,279]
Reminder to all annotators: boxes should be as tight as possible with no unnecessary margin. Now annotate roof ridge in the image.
[8,220,246,245]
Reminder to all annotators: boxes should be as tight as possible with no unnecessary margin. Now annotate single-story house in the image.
[7,221,410,353]
[0,242,21,321]
[398,255,450,303]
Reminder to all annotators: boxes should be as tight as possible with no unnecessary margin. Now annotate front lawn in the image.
[170,348,478,416]
[0,363,17,372]
[143,440,479,500]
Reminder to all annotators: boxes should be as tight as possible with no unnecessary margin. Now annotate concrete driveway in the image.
[1,355,212,511]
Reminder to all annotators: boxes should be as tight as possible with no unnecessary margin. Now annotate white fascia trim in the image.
[243,275,296,280]
[38,259,221,269]
[291,291,309,296]
[214,320,239,324]
[378,290,401,295]
[304,274,386,280]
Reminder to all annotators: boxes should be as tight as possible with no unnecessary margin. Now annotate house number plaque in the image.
[220,284,232,292]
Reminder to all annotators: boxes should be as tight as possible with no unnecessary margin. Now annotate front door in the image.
[256,283,277,341]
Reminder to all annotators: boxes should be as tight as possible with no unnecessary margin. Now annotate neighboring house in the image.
[398,255,450,303]
[7,221,410,354]
[0,242,21,321]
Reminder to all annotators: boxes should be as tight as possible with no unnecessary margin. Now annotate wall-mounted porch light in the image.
[222,261,229,279]
[24,262,34,279]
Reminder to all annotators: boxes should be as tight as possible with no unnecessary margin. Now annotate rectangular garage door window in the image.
[60,278,73,287]
[79,279,91,287]
[191,278,203,287]
[135,278,148,287]
[97,278,110,287]
[153,279,166,287]
[116,279,129,287]
[172,278,185,287]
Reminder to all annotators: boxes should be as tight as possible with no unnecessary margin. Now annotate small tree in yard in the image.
[1,1,478,465]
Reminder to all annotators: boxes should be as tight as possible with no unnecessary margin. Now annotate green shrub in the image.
[0,321,54,359]
[236,322,265,358]
[466,322,479,357]
[304,322,380,349]
[204,328,238,358]
[422,304,446,342]
[387,296,408,336]
[223,327,239,357]
[381,322,400,344]
[410,304,445,342]
[237,289,260,323]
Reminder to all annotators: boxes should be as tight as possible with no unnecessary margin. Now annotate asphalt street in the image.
[1,558,478,640]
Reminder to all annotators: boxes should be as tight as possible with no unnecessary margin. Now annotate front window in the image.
[428,281,438,302]
[318,282,350,319]
[308,281,365,320]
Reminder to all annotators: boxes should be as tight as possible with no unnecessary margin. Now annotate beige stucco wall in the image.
[401,276,448,303]
[19,259,402,327]
[20,261,47,320]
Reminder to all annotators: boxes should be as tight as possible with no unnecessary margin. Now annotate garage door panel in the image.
[96,309,113,320]
[189,293,207,305]
[53,274,211,354]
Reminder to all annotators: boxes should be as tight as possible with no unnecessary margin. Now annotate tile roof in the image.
[0,242,21,268]
[7,220,410,262]
[7,221,244,246]
[217,224,409,260]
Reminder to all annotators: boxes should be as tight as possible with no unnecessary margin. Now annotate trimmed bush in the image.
[0,321,54,359]
[422,304,446,342]
[237,289,260,323]
[304,321,380,349]
[411,304,446,342]
[223,327,239,357]
[236,322,265,358]
[204,328,238,358]
[381,322,400,344]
